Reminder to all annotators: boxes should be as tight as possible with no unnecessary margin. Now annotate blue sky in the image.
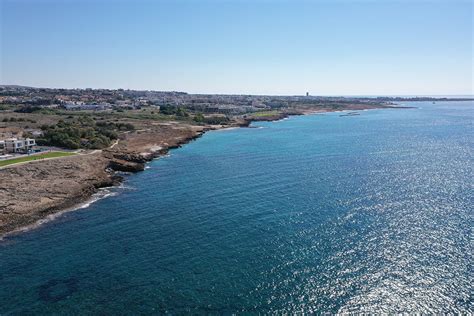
[1,0,472,95]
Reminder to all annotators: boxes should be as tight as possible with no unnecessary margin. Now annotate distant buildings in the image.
[0,138,36,154]
[64,102,112,111]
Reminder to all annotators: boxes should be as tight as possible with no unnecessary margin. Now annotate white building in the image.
[0,138,36,154]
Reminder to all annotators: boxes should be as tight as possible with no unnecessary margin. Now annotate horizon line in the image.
[1,84,473,98]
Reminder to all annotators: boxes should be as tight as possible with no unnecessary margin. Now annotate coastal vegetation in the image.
[2,117,37,123]
[36,117,135,149]
[193,113,230,125]
[159,105,189,117]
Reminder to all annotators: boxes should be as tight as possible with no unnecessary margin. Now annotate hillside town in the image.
[0,85,395,114]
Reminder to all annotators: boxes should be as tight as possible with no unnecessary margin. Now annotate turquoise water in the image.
[0,101,472,314]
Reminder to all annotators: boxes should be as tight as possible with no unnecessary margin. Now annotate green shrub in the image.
[36,117,133,149]
[194,113,204,122]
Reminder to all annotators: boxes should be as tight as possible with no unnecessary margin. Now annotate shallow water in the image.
[0,101,472,314]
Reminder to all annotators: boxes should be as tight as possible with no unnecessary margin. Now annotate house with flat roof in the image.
[0,138,36,154]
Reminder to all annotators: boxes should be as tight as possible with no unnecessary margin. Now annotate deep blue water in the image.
[0,101,472,314]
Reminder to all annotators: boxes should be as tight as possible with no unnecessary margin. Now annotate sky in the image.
[0,0,472,95]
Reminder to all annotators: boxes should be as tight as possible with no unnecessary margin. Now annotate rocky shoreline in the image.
[0,122,214,237]
[0,104,401,238]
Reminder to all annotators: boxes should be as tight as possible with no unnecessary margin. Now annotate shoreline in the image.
[0,124,226,239]
[0,187,119,241]
[0,104,403,239]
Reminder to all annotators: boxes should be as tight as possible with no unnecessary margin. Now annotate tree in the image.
[176,107,188,117]
[194,113,204,123]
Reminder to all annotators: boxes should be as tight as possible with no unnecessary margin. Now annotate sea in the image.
[0,101,472,314]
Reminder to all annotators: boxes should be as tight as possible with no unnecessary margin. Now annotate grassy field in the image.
[0,151,77,167]
[250,110,280,117]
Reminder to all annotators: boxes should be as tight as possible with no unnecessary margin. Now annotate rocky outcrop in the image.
[102,150,148,172]
[107,159,145,172]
